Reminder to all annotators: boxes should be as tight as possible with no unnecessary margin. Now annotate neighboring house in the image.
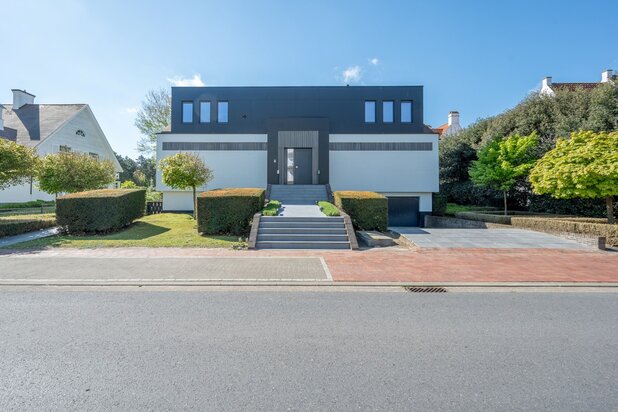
[156,86,439,226]
[0,89,122,202]
[431,111,462,138]
[540,69,616,96]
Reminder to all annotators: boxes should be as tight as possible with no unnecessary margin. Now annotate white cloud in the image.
[125,107,138,114]
[369,57,379,66]
[342,65,362,84]
[167,74,205,87]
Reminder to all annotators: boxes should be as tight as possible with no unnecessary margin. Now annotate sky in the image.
[1,0,617,158]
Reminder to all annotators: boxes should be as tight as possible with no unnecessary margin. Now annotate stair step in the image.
[259,222,345,229]
[256,241,351,250]
[258,227,348,234]
[257,234,349,242]
[261,216,343,222]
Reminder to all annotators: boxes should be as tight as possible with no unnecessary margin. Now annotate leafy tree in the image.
[469,132,539,215]
[160,153,213,218]
[135,88,171,155]
[37,152,116,196]
[115,152,138,183]
[0,139,39,189]
[439,133,477,183]
[136,155,156,187]
[529,130,618,223]
[120,180,139,189]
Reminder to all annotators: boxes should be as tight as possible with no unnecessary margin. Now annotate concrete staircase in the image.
[256,185,350,249]
[256,216,350,249]
[269,185,328,204]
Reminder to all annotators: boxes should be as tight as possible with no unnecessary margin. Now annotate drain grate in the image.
[403,286,448,293]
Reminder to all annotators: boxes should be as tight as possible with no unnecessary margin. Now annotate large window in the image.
[364,101,376,123]
[383,101,394,123]
[218,101,228,123]
[182,101,193,123]
[200,101,211,123]
[401,101,412,123]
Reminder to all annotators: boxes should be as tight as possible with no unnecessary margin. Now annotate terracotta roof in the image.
[432,123,449,135]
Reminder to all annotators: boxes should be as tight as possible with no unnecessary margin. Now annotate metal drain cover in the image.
[403,286,448,293]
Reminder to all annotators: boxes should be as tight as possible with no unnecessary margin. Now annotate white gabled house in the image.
[0,89,122,202]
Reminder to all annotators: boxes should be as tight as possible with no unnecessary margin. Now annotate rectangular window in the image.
[364,101,376,123]
[218,101,228,123]
[401,101,412,123]
[200,101,211,123]
[59,145,71,153]
[182,101,193,123]
[383,101,394,123]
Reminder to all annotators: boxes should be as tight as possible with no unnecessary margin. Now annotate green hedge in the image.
[261,200,281,217]
[454,211,512,225]
[511,217,618,246]
[197,188,265,235]
[432,194,447,216]
[317,201,340,217]
[334,191,387,231]
[0,215,56,238]
[56,189,146,234]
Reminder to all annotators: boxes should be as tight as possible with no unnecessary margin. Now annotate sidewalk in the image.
[0,247,616,284]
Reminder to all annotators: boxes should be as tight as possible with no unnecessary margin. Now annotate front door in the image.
[286,148,312,184]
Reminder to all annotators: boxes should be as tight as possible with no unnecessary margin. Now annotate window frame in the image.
[364,100,376,123]
[199,101,211,123]
[382,100,394,123]
[217,101,229,123]
[400,100,413,123]
[181,101,194,124]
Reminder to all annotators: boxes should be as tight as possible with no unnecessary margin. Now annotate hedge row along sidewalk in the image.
[197,188,265,235]
[334,191,388,231]
[57,189,146,234]
[0,214,56,238]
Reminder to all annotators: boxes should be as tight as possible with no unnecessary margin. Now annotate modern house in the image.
[156,86,439,227]
[540,69,616,96]
[0,89,122,202]
[431,111,462,138]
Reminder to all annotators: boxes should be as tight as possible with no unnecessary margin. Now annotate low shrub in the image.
[0,214,56,238]
[317,201,340,216]
[528,194,617,219]
[262,200,281,217]
[334,191,387,231]
[432,194,447,216]
[197,188,265,235]
[511,217,618,246]
[454,211,512,225]
[56,189,146,234]
[0,199,55,209]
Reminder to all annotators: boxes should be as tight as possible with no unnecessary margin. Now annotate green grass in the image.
[261,200,281,216]
[445,203,499,216]
[3,213,244,249]
[318,201,340,216]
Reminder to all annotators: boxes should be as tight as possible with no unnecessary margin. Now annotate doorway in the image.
[285,148,312,185]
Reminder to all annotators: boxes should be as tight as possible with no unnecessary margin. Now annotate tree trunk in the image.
[193,186,197,220]
[503,191,508,216]
[607,196,615,224]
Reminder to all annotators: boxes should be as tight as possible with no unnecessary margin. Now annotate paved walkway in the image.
[391,227,588,249]
[0,247,616,284]
[278,204,325,217]
[0,227,60,248]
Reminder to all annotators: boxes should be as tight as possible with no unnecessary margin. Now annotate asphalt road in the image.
[0,288,616,411]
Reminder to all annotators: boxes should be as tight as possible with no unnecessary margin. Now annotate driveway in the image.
[391,227,589,249]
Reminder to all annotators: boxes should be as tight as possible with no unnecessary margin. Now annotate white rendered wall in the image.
[329,134,439,197]
[156,134,268,211]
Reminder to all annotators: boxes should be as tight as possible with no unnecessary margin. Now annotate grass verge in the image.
[318,201,340,216]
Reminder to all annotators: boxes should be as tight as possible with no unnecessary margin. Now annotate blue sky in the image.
[1,0,616,157]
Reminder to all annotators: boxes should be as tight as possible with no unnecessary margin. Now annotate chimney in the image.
[601,69,614,83]
[444,111,462,136]
[542,76,552,88]
[12,89,35,109]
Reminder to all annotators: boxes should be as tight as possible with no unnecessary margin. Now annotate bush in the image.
[56,189,146,234]
[511,217,618,246]
[197,188,265,235]
[318,201,340,216]
[454,211,512,225]
[334,191,387,231]
[432,194,447,216]
[529,194,617,219]
[0,215,56,238]
[0,199,55,209]
[262,200,281,217]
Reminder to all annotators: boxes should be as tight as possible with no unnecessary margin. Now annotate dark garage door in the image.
[388,196,420,227]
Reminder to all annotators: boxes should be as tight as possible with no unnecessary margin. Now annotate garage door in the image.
[387,196,420,227]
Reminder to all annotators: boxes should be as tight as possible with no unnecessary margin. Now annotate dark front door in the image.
[293,148,312,184]
[388,197,420,227]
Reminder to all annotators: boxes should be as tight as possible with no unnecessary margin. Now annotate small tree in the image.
[135,89,171,156]
[529,130,618,223]
[469,132,539,215]
[0,139,39,189]
[160,153,213,218]
[37,152,116,196]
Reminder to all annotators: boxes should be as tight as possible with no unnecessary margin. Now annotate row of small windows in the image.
[364,100,412,124]
[182,101,228,124]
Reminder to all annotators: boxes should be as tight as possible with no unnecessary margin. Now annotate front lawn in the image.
[4,213,244,249]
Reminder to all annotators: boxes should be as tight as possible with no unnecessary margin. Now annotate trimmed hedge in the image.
[197,188,265,235]
[432,194,447,216]
[334,191,387,231]
[56,189,146,234]
[454,211,512,225]
[511,217,618,246]
[0,215,56,238]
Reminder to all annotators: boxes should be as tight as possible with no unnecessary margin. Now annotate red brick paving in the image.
[2,247,617,283]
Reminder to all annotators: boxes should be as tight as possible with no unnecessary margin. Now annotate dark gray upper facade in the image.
[169,86,428,134]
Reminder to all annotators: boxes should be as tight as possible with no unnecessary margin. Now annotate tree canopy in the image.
[37,152,116,195]
[135,88,171,156]
[469,132,539,214]
[529,130,618,223]
[0,139,39,189]
[160,153,213,217]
